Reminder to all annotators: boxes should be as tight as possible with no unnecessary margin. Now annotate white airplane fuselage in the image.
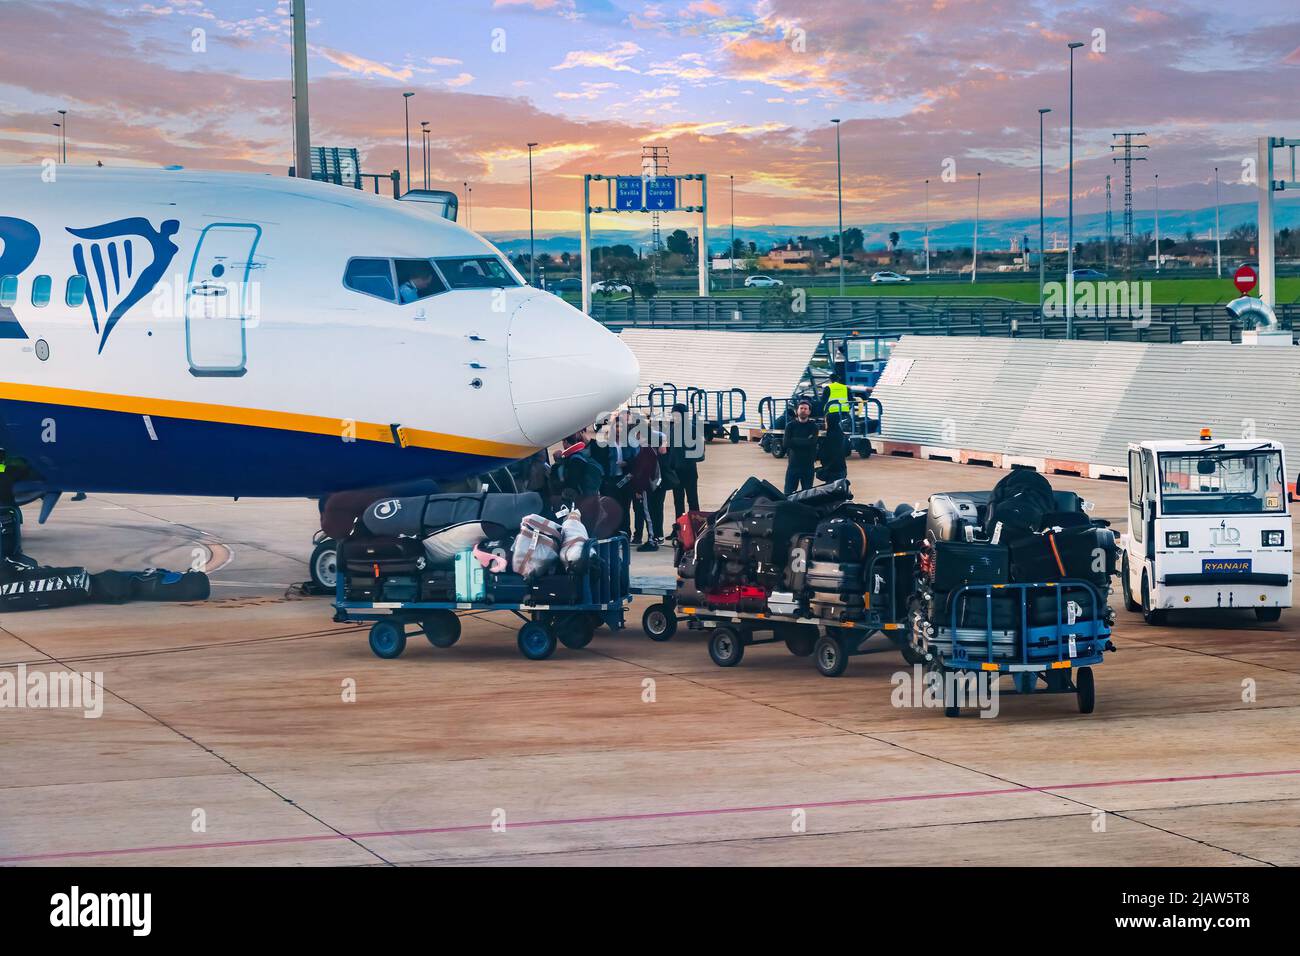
[0,166,637,499]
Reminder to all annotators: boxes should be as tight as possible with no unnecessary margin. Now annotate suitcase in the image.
[806,561,864,592]
[927,493,979,543]
[812,517,868,563]
[786,478,852,512]
[345,536,427,576]
[675,511,711,551]
[931,541,1009,591]
[486,571,529,605]
[809,590,866,621]
[454,549,486,602]
[767,590,799,616]
[783,533,814,594]
[703,585,768,614]
[531,573,584,605]
[380,576,419,603]
[952,591,1021,631]
[888,510,928,551]
[0,563,92,611]
[419,570,456,602]
[1010,526,1115,587]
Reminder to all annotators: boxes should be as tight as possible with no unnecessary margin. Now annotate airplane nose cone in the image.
[507,294,639,446]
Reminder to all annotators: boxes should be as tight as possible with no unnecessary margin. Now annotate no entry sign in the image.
[1234,264,1258,294]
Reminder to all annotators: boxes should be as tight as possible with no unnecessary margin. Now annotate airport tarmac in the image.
[2,444,1299,866]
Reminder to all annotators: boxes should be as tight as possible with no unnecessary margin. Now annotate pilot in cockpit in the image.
[398,262,438,303]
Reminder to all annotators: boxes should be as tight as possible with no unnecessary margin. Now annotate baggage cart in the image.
[922,580,1116,717]
[633,550,919,677]
[688,387,747,443]
[335,535,632,661]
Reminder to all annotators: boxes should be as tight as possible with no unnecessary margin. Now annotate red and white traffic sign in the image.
[1234,264,1258,294]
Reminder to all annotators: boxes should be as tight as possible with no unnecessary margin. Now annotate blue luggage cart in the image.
[689,387,747,443]
[335,536,632,661]
[926,580,1116,716]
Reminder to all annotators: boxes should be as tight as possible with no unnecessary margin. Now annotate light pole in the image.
[923,178,930,276]
[57,109,67,163]
[420,121,429,189]
[402,91,414,194]
[1066,40,1084,339]
[527,142,538,286]
[831,118,844,295]
[1153,172,1160,273]
[729,174,736,291]
[1214,166,1222,277]
[52,122,62,163]
[971,171,981,283]
[1039,107,1052,311]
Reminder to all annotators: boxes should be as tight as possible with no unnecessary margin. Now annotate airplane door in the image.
[186,223,261,377]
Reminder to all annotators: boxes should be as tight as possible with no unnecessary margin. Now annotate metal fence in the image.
[591,296,1300,344]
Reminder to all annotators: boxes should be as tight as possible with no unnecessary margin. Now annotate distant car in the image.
[554,277,581,292]
[870,271,911,284]
[744,274,784,288]
[1070,268,1107,280]
[590,281,631,294]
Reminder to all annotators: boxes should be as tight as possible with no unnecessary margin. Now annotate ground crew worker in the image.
[822,375,850,437]
[783,400,818,494]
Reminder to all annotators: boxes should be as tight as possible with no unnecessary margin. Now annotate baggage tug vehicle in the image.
[1122,431,1292,624]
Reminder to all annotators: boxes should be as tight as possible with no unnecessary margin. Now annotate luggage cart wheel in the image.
[517,621,558,660]
[813,635,848,677]
[368,621,407,660]
[309,537,338,591]
[422,611,461,648]
[556,614,596,650]
[729,425,740,443]
[944,704,960,718]
[708,626,745,667]
[1075,666,1095,714]
[784,633,815,657]
[642,603,678,641]
[772,440,786,459]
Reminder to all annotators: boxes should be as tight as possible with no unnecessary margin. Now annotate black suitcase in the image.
[952,591,1021,630]
[932,541,1009,591]
[345,536,427,575]
[419,570,456,602]
[531,573,584,605]
[1010,526,1114,586]
[0,564,92,611]
[812,517,868,563]
[486,571,529,605]
[888,510,927,551]
[380,576,419,603]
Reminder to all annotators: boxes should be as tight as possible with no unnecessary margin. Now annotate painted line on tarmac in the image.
[4,767,1299,864]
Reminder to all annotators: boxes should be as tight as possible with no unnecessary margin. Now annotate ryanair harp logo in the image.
[67,217,180,353]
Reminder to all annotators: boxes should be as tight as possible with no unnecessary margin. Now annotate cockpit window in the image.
[344,258,397,302]
[395,258,447,303]
[434,256,519,289]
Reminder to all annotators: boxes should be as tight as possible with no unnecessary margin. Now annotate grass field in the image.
[573,277,1300,306]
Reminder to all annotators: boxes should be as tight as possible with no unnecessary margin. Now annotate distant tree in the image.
[843,227,865,252]
[560,251,571,268]
[666,229,692,257]
[536,253,553,269]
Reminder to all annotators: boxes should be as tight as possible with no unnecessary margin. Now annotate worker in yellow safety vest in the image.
[822,377,850,440]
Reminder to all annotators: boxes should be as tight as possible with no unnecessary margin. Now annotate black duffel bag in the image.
[128,569,211,602]
[0,563,93,611]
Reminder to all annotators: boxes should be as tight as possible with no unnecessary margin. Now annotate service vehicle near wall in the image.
[1121,431,1292,624]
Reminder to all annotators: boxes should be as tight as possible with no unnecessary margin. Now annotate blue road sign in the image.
[616,177,643,210]
[646,176,677,210]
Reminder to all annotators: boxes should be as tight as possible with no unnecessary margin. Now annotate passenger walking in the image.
[783,400,819,495]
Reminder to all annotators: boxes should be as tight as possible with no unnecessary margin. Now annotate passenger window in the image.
[66,274,88,307]
[395,258,446,303]
[434,256,520,290]
[343,258,396,302]
[31,274,51,308]
[0,275,16,308]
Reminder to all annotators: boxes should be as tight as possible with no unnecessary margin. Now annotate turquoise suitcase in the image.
[454,550,485,602]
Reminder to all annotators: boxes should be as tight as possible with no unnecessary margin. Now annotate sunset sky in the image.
[1,0,1297,236]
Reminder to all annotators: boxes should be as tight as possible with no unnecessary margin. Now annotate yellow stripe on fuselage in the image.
[0,382,535,459]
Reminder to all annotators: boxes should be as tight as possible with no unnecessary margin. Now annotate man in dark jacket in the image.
[668,403,702,525]
[783,399,818,494]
